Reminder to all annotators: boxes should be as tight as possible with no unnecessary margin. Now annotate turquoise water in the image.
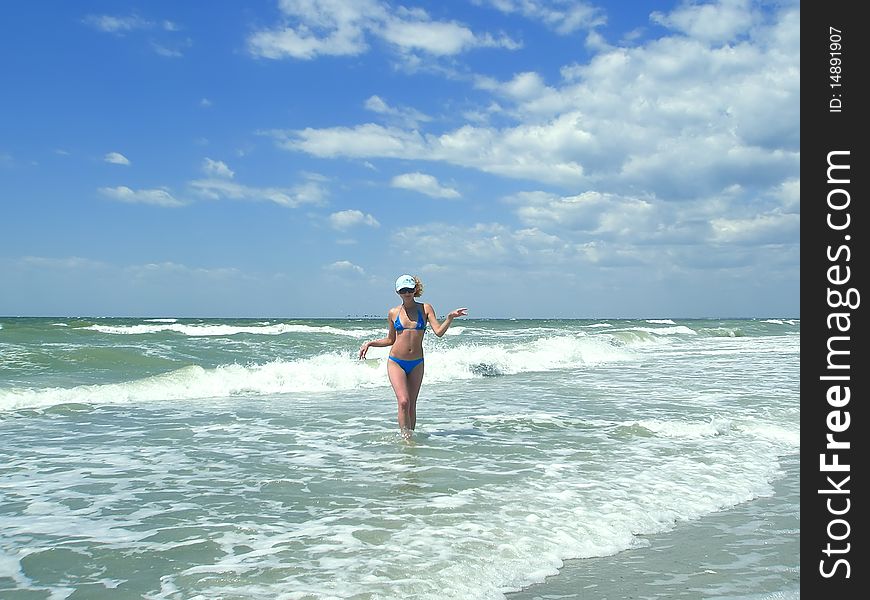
[0,317,799,599]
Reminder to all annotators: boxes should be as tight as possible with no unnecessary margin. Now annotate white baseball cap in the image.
[395,274,416,291]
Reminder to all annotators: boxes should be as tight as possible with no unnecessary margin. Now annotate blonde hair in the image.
[413,276,424,297]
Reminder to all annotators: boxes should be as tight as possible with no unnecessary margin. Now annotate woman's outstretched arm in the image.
[425,305,468,338]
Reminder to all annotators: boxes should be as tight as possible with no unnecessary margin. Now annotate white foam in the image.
[739,422,800,448]
[2,333,642,412]
[0,551,24,581]
[85,323,372,338]
[1,401,797,600]
[634,417,733,438]
[0,355,389,411]
[625,325,697,335]
[646,319,676,324]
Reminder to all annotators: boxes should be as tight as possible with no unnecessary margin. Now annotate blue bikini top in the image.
[394,305,426,332]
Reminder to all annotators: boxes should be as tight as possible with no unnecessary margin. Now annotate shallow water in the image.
[0,317,799,599]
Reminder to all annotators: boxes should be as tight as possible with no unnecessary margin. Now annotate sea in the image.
[0,317,800,599]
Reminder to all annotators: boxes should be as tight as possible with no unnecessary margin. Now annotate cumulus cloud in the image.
[248,0,519,60]
[272,119,587,185]
[98,186,184,207]
[391,172,460,199]
[273,1,799,199]
[202,158,234,179]
[650,0,759,44]
[328,209,380,230]
[104,152,130,165]
[326,260,365,275]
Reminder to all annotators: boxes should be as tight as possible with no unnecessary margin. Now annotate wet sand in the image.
[507,455,799,600]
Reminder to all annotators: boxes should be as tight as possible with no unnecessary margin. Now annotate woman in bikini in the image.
[358,274,468,438]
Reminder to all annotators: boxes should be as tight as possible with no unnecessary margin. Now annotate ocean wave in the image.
[645,319,676,325]
[0,335,636,412]
[627,325,697,335]
[0,355,379,411]
[699,326,743,337]
[84,323,372,338]
[633,417,734,438]
[627,418,798,450]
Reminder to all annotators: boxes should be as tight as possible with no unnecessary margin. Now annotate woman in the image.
[359,274,468,438]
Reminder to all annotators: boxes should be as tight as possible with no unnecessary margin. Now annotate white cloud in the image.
[392,222,572,268]
[189,177,326,208]
[83,14,152,33]
[391,172,459,199]
[248,0,518,60]
[104,152,131,166]
[248,24,367,59]
[83,13,188,56]
[326,260,365,275]
[651,0,759,44]
[500,71,548,100]
[710,212,799,245]
[380,19,477,56]
[476,0,605,34]
[364,95,431,128]
[98,186,184,207]
[773,178,800,213]
[273,119,588,185]
[275,123,424,158]
[151,41,186,58]
[202,158,234,179]
[274,2,799,197]
[512,191,627,234]
[328,209,380,230]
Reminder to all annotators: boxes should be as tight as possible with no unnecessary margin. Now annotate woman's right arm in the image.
[359,313,397,359]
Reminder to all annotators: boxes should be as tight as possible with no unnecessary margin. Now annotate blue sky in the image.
[1,0,799,318]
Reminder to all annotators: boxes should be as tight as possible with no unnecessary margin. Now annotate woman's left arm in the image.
[425,303,468,337]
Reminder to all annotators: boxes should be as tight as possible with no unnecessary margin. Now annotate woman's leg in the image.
[387,360,413,434]
[406,361,424,430]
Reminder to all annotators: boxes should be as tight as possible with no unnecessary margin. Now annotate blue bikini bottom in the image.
[388,355,424,375]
